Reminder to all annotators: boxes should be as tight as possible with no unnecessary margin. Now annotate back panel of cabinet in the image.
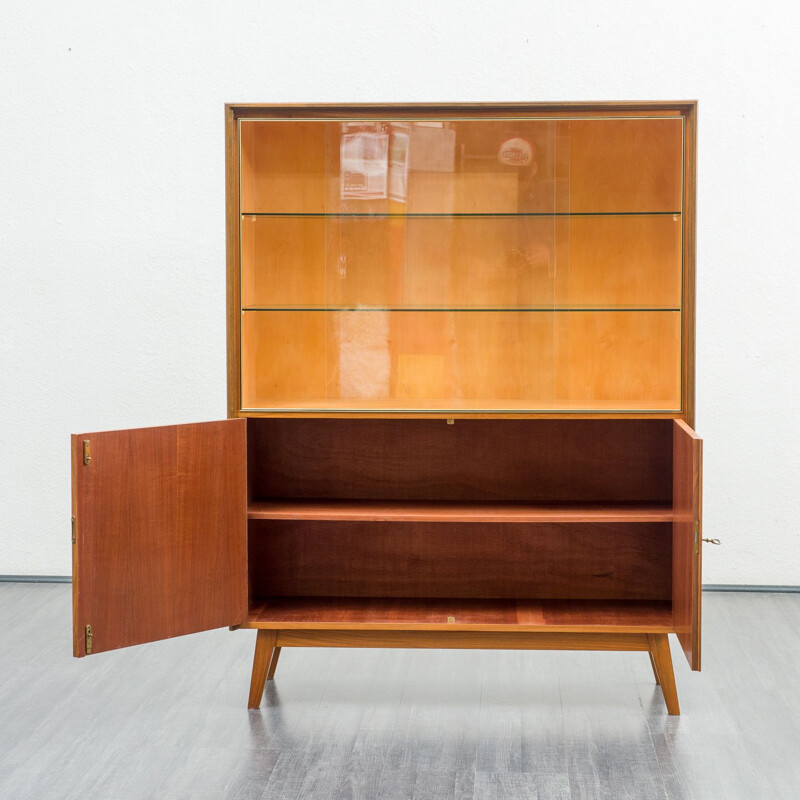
[246,419,674,605]
[247,418,673,503]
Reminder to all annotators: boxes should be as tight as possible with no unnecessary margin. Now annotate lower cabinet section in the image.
[72,416,701,715]
[241,417,701,714]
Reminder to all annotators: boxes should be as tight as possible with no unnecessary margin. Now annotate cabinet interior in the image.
[246,418,675,627]
[237,114,685,414]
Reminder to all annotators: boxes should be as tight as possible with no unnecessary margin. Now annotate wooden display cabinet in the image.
[71,102,701,715]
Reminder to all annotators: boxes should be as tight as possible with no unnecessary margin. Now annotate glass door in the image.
[238,113,683,413]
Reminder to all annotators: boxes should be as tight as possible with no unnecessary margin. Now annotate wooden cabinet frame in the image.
[73,102,701,716]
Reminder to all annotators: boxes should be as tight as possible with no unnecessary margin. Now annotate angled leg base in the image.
[648,633,679,715]
[243,627,682,714]
[267,646,281,680]
[248,629,277,709]
[648,650,661,685]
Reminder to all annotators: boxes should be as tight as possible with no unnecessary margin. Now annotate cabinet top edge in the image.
[225,101,698,118]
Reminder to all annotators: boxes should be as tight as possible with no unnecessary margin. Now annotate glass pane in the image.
[238,114,684,413]
[241,213,681,310]
[559,214,682,308]
[240,309,679,412]
[241,310,556,411]
[560,118,683,213]
[555,311,681,410]
[242,215,561,309]
[240,121,326,213]
[324,119,559,215]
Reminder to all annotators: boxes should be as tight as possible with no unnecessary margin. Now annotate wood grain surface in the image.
[682,102,698,427]
[648,632,680,714]
[273,629,654,651]
[225,104,242,418]
[673,419,703,670]
[247,629,276,708]
[72,420,247,656]
[245,597,673,632]
[248,520,672,601]
[247,499,674,523]
[247,418,673,504]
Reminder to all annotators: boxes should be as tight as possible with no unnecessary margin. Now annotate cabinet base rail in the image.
[246,629,679,715]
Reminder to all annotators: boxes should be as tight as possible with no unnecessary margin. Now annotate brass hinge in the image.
[71,516,76,545]
[82,439,91,466]
[85,624,93,655]
[446,418,455,425]
[694,521,699,554]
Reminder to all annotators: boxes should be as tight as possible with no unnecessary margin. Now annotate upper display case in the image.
[226,103,696,418]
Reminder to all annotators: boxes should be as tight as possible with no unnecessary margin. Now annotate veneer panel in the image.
[248,520,672,601]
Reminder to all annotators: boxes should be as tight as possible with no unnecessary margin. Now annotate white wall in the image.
[1,1,798,583]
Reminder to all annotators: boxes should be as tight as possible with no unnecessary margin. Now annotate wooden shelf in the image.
[247,499,673,524]
[246,596,674,632]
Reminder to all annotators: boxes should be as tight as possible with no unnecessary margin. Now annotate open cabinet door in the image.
[71,419,247,657]
[673,419,703,670]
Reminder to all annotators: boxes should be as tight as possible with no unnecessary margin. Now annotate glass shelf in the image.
[242,306,681,312]
[241,211,682,218]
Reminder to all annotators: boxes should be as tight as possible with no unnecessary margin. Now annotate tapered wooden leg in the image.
[648,651,661,685]
[648,634,679,715]
[266,646,281,680]
[248,630,276,709]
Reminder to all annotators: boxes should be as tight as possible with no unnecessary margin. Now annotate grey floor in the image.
[0,586,798,800]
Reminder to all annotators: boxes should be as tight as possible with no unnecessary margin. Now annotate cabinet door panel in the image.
[673,419,702,670]
[72,419,247,657]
